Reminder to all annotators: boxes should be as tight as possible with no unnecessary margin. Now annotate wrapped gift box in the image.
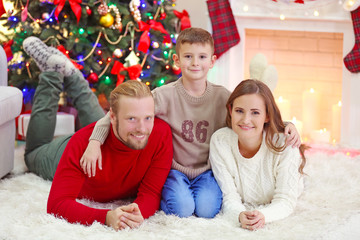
[18,112,75,139]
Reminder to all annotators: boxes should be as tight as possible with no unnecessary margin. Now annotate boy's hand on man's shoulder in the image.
[80,140,103,177]
[284,123,301,148]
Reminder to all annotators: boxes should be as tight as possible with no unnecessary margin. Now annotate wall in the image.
[244,29,343,141]
[173,0,209,30]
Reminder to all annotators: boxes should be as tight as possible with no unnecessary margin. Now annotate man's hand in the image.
[80,140,102,177]
[119,203,144,229]
[239,210,265,231]
[105,207,126,231]
[284,123,301,148]
[105,203,144,231]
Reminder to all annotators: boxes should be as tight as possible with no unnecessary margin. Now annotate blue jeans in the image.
[160,169,222,218]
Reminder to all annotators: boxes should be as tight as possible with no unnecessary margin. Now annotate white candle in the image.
[332,101,341,143]
[310,128,331,143]
[291,117,303,139]
[302,88,320,139]
[276,96,291,121]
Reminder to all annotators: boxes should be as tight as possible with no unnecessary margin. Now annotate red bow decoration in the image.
[173,10,191,31]
[2,40,13,61]
[163,35,171,44]
[111,61,142,86]
[0,0,5,17]
[56,45,84,70]
[137,20,168,53]
[54,0,82,23]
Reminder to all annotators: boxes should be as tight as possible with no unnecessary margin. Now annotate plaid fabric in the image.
[344,6,360,73]
[207,0,240,58]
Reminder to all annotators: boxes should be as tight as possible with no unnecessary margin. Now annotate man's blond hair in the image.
[110,81,152,115]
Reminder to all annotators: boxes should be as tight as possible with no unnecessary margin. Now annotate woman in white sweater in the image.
[209,79,306,231]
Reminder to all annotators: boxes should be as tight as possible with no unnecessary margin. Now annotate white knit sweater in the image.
[209,127,303,225]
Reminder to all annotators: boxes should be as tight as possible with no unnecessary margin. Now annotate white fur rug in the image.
[1,145,360,240]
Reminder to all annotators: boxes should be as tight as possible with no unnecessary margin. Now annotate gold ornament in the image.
[100,13,114,27]
[62,28,69,38]
[30,22,42,34]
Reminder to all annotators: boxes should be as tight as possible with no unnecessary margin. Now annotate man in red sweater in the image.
[23,37,173,230]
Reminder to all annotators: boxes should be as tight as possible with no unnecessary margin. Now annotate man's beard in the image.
[114,119,150,150]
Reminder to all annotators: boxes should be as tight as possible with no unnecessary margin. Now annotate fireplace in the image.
[208,0,360,148]
[244,28,343,143]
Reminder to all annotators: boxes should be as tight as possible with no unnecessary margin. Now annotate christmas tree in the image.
[0,0,190,108]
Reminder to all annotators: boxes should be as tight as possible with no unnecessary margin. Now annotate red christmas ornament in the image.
[160,12,167,20]
[172,64,181,75]
[87,72,99,83]
[162,34,171,44]
[86,6,92,15]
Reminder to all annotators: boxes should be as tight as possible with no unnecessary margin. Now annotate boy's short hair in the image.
[110,80,153,115]
[175,27,214,54]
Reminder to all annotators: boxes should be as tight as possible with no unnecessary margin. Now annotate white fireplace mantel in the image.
[208,0,360,148]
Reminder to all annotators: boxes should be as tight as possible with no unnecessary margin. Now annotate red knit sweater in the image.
[47,118,173,225]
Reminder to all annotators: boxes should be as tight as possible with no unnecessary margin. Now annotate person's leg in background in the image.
[23,36,104,180]
[62,69,105,127]
[24,70,71,180]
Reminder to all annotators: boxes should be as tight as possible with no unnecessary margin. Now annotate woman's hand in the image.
[239,210,265,231]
